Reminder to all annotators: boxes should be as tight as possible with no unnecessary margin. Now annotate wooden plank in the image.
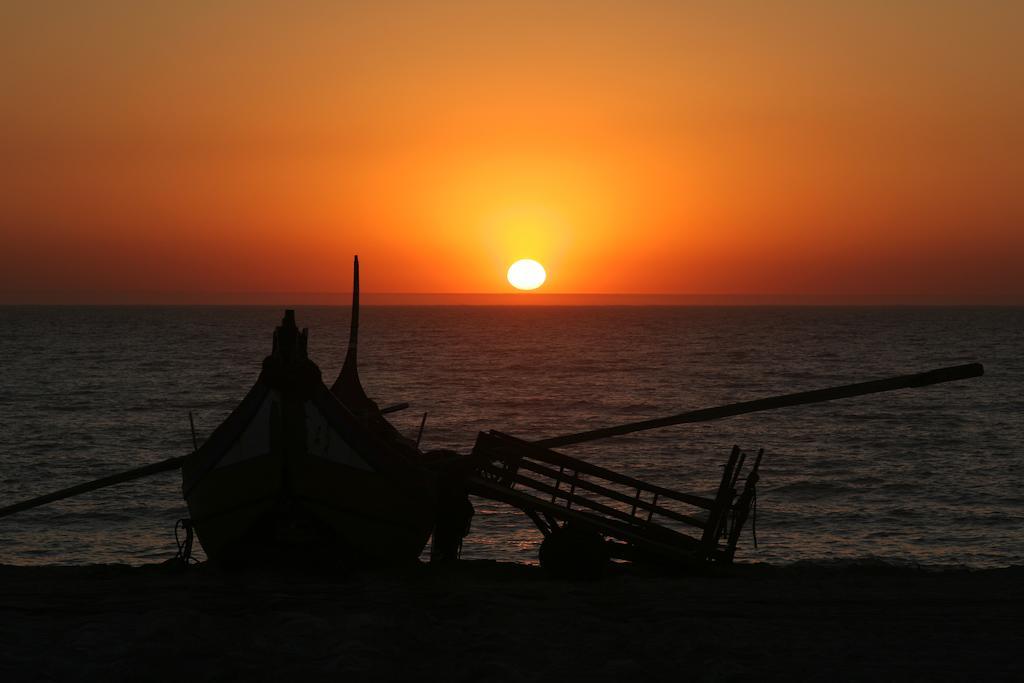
[482,465,640,527]
[481,464,707,531]
[512,458,708,529]
[518,443,717,508]
[522,508,551,536]
[701,446,740,548]
[478,432,716,509]
[467,475,704,565]
[724,448,764,561]
[729,450,747,491]
[550,464,565,503]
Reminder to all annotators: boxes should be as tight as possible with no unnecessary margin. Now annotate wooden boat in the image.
[180,258,436,566]
[0,261,984,574]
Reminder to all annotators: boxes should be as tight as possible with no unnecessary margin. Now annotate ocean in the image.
[1,306,1021,568]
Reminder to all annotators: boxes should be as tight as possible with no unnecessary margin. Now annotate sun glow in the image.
[507,259,547,291]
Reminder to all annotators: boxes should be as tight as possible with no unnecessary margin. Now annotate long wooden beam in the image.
[535,363,983,449]
[0,456,186,520]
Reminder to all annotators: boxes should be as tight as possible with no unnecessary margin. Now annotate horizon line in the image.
[2,291,1022,306]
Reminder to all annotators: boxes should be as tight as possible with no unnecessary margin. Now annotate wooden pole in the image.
[416,412,428,448]
[0,455,186,520]
[535,363,983,449]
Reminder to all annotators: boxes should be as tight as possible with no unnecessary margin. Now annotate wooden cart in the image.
[465,430,763,574]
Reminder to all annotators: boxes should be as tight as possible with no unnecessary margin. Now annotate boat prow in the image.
[182,303,435,567]
[331,254,375,413]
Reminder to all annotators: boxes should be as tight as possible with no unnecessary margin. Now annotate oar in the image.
[0,402,411,520]
[379,402,410,415]
[534,363,984,449]
[0,455,186,520]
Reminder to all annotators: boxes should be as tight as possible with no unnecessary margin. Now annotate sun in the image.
[507,259,547,291]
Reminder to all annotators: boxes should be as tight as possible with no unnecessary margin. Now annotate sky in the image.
[1,1,1022,303]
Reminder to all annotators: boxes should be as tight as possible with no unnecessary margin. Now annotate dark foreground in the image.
[0,560,1021,682]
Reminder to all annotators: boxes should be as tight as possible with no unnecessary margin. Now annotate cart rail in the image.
[466,430,763,567]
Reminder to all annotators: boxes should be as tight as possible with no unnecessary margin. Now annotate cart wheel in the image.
[539,524,609,579]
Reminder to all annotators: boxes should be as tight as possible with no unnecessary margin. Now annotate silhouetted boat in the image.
[180,258,436,566]
[0,259,984,575]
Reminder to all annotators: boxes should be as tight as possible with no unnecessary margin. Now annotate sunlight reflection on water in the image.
[0,306,1020,567]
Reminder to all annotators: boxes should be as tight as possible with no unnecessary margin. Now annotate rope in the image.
[750,489,758,549]
[175,518,198,566]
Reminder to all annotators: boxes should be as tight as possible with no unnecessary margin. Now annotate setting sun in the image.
[0,2,1021,306]
[507,259,547,291]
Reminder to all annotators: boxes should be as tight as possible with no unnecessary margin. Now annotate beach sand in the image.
[0,560,1020,682]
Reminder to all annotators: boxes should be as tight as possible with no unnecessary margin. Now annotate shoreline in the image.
[1,560,1021,681]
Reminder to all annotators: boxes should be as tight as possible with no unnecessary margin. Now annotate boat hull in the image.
[181,329,438,568]
[186,452,435,566]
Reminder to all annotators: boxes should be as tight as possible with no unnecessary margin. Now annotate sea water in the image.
[0,306,1021,567]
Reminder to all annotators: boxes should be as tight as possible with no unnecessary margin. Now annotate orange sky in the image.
[1,2,1022,303]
